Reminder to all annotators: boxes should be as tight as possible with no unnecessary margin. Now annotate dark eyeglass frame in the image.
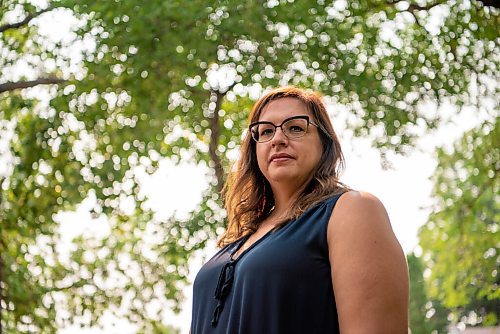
[249,115,322,143]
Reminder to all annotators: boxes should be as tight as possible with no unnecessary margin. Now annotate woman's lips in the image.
[269,153,294,163]
[271,157,292,163]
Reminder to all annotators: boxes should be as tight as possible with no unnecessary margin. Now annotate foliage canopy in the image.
[0,0,498,331]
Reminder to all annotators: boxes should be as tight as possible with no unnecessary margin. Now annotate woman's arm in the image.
[328,191,409,334]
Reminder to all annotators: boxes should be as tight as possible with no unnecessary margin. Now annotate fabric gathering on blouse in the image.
[190,193,345,334]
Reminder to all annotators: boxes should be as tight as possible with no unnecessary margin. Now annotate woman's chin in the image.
[267,172,303,187]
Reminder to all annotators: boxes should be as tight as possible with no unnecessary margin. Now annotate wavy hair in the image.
[219,86,349,247]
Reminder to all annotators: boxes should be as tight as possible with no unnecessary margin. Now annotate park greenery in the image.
[0,0,498,332]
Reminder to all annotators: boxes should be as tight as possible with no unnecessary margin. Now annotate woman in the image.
[191,86,409,333]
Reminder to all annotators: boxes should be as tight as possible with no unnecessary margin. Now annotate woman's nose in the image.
[271,127,288,146]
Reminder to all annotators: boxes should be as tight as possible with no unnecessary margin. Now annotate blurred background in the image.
[0,0,498,333]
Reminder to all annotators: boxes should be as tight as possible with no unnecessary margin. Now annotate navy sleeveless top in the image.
[191,193,344,334]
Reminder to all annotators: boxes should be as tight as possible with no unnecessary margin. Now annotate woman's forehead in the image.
[258,97,310,121]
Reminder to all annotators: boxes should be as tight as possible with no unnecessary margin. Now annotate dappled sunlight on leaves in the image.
[1,0,498,331]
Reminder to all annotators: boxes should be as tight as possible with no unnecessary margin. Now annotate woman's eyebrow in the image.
[257,115,306,123]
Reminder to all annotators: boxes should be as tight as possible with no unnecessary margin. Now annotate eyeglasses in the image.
[249,115,321,143]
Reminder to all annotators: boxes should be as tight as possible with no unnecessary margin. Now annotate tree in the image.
[1,0,498,332]
[1,1,79,332]
[0,1,67,94]
[408,252,449,333]
[419,119,499,327]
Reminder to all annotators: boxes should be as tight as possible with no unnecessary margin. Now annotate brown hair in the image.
[219,86,349,247]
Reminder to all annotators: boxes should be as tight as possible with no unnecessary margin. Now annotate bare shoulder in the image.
[337,190,387,214]
[327,190,409,333]
[339,189,383,204]
[328,190,398,260]
[329,190,390,233]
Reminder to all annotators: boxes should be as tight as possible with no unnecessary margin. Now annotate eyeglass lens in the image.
[252,117,309,142]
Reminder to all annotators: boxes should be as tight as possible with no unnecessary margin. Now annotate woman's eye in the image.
[260,128,274,136]
[289,125,305,132]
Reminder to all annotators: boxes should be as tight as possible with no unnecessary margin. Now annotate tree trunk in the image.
[209,90,225,193]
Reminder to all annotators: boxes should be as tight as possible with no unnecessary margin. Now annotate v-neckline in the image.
[230,228,275,261]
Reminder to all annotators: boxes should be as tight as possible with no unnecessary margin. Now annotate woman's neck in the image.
[270,186,302,217]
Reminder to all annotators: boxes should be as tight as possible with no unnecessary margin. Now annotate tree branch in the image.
[0,77,66,93]
[408,0,449,12]
[51,279,87,292]
[209,90,225,193]
[385,0,449,13]
[208,83,238,193]
[387,0,498,13]
[478,0,500,9]
[385,0,449,27]
[0,6,53,34]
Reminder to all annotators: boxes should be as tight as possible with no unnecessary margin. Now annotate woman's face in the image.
[255,97,323,193]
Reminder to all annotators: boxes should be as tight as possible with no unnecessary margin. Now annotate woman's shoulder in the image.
[327,190,409,333]
[327,190,393,239]
[338,189,383,202]
[334,190,388,219]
